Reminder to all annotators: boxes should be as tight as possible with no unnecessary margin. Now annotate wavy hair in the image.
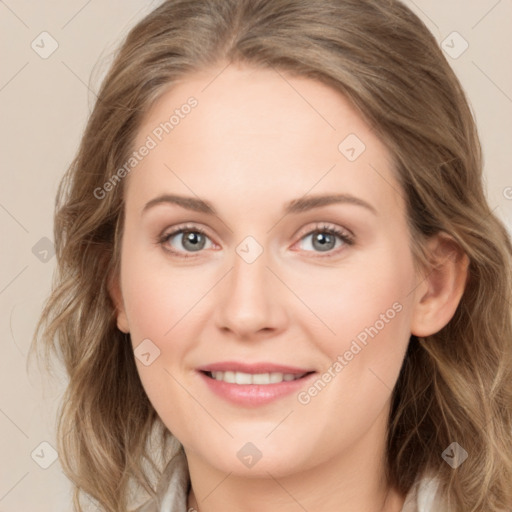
[31,0,512,510]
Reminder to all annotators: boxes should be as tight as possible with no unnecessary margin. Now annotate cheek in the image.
[120,227,205,342]
[293,246,415,418]
[295,245,415,354]
[291,254,414,445]
[119,244,205,439]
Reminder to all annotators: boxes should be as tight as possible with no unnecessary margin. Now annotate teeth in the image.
[210,371,306,384]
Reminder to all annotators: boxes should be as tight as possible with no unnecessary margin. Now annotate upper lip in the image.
[198,361,315,374]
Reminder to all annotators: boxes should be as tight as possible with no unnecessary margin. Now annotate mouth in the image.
[196,361,317,406]
[200,370,314,385]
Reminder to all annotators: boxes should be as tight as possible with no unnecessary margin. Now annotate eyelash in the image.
[156,222,355,259]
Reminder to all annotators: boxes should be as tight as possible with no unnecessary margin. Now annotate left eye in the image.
[296,224,354,255]
[157,223,354,258]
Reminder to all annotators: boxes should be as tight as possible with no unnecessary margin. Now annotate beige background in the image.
[1,1,511,510]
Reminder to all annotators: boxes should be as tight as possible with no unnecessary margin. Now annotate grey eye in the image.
[176,230,208,252]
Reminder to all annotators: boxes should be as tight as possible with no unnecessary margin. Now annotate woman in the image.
[31,0,512,511]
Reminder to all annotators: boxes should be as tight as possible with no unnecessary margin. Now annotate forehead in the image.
[127,63,402,219]
[136,63,376,156]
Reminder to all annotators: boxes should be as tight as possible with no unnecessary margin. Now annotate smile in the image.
[204,370,309,385]
[197,362,317,406]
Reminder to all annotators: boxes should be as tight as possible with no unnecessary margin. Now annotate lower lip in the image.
[198,371,316,407]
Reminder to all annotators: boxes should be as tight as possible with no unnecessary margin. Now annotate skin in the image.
[110,62,468,512]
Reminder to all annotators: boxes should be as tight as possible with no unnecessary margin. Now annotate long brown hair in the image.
[31,0,512,510]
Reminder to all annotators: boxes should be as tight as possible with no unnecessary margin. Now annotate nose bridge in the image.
[214,235,287,336]
[229,236,271,305]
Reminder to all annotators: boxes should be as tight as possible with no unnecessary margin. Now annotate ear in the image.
[410,232,469,337]
[108,273,130,333]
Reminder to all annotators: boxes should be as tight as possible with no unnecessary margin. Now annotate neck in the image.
[188,484,402,512]
[187,479,403,512]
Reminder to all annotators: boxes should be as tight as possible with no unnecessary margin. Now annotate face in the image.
[113,62,422,477]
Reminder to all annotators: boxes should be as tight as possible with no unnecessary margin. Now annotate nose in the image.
[214,246,289,340]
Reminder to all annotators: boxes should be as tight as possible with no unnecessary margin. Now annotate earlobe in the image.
[410,233,469,338]
[108,273,130,333]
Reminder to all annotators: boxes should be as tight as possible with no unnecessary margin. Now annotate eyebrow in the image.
[141,192,377,217]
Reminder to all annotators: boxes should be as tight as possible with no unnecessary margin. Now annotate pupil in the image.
[314,232,334,251]
[184,231,204,251]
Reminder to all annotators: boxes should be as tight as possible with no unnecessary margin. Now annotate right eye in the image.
[157,224,215,258]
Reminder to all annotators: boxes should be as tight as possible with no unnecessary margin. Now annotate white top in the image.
[134,448,446,512]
